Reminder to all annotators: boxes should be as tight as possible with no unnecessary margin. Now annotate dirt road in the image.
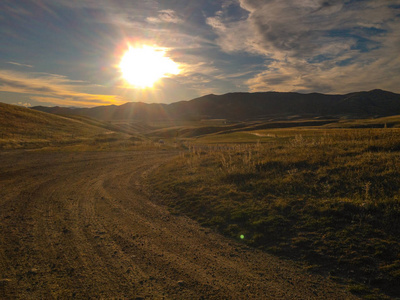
[0,150,356,299]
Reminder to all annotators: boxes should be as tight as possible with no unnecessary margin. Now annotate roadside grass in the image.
[149,128,400,299]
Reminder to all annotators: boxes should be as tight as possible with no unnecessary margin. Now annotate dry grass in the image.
[3,101,400,297]
[149,128,400,299]
[0,102,154,150]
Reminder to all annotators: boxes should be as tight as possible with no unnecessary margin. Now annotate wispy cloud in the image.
[207,0,400,93]
[0,70,126,107]
[246,35,400,94]
[6,62,33,68]
[147,10,183,24]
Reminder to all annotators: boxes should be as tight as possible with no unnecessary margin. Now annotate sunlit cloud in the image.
[147,10,183,24]
[29,95,121,107]
[0,70,126,107]
[16,102,32,107]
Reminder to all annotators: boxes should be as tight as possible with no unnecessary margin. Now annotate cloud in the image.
[5,0,398,104]
[206,7,252,54]
[3,0,232,97]
[147,10,183,24]
[16,102,32,107]
[246,46,400,94]
[6,62,33,68]
[207,0,400,93]
[238,0,397,58]
[0,70,126,107]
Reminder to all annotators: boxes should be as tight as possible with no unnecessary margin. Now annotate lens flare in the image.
[119,45,180,88]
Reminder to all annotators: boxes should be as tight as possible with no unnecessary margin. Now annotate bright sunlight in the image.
[119,45,180,88]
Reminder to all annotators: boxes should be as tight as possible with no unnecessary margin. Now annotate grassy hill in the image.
[0,102,141,150]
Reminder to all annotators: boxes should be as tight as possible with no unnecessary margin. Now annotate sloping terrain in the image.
[0,102,138,149]
[325,114,400,128]
[0,150,357,299]
[146,119,338,139]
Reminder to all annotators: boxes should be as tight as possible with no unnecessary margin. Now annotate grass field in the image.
[149,127,400,299]
[0,102,156,151]
[2,101,400,297]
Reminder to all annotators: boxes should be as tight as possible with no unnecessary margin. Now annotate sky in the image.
[1,0,400,107]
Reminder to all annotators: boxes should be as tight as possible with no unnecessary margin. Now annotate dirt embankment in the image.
[0,150,357,299]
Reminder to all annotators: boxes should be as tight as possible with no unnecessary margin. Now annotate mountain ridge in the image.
[31,89,400,121]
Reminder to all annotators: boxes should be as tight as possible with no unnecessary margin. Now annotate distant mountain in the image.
[32,89,400,121]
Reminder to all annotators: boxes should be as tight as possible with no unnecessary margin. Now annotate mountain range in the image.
[32,89,400,121]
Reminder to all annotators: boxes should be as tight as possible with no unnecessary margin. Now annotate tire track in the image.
[0,151,358,299]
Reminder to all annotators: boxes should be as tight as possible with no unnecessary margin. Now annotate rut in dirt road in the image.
[0,151,357,299]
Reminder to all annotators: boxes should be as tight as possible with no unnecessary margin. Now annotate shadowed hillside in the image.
[32,89,400,122]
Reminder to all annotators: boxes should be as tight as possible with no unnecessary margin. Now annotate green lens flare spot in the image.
[240,234,245,240]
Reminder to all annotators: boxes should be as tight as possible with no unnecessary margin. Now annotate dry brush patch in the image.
[149,128,400,299]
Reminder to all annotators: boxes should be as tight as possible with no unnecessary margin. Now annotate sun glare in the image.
[119,45,180,88]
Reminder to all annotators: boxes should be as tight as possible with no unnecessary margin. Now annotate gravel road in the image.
[0,150,357,299]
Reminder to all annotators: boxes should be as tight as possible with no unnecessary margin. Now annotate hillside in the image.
[32,89,400,121]
[0,102,133,149]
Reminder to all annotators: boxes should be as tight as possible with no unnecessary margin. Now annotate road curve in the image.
[0,150,356,299]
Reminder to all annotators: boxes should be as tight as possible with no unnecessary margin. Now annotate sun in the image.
[119,45,180,88]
